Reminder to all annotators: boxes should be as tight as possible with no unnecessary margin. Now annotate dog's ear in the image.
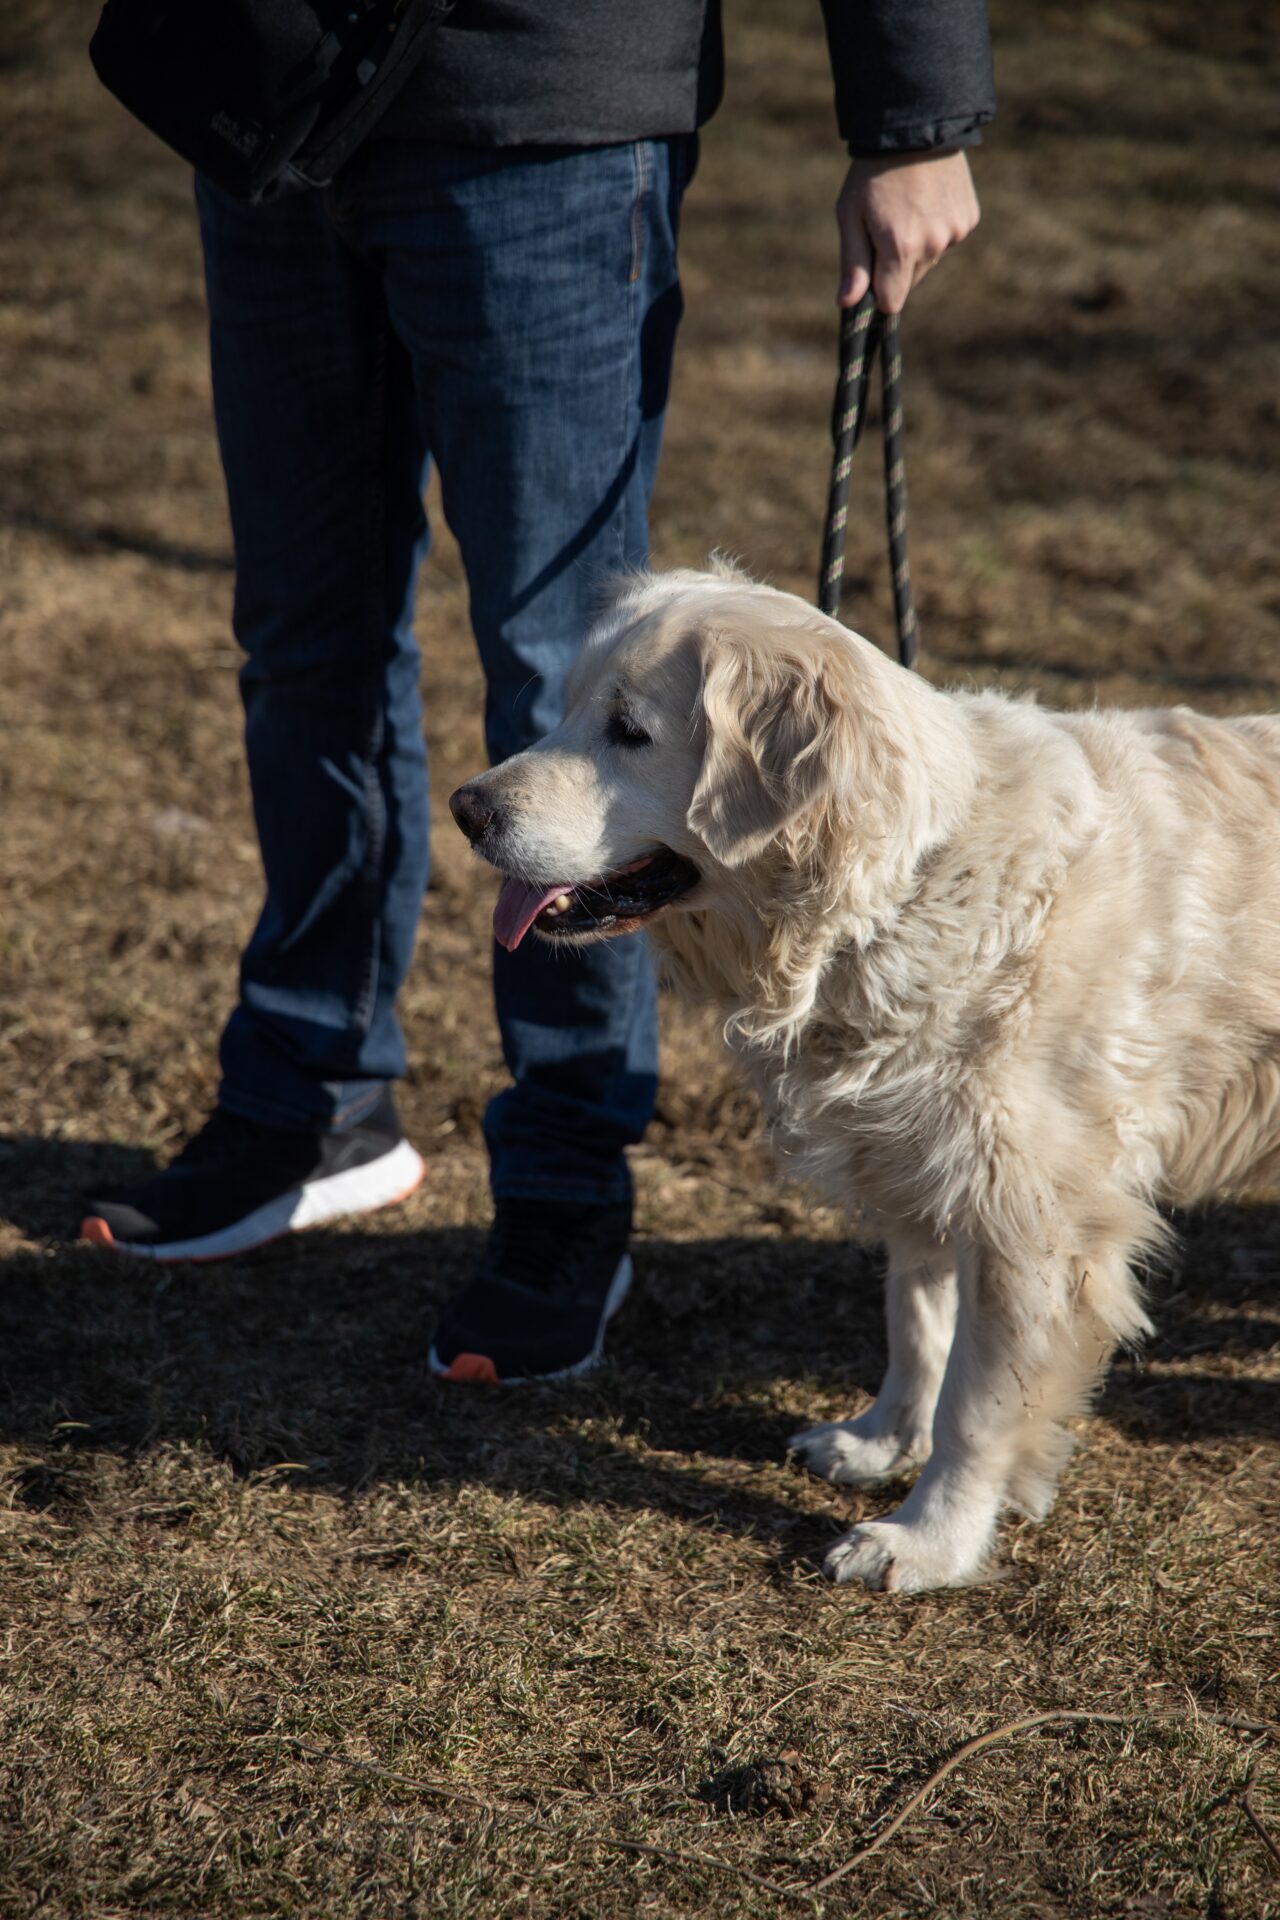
[687,630,861,867]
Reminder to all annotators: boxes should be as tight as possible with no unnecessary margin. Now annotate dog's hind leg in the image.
[1005,1243,1150,1516]
[789,1232,957,1487]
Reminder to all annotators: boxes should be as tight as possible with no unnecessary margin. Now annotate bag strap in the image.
[286,0,445,191]
[817,292,919,670]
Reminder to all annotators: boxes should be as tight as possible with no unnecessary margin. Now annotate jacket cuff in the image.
[846,111,992,158]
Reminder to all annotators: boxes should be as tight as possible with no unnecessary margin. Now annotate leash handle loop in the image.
[817,292,919,670]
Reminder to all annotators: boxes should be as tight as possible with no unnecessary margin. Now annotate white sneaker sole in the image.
[427,1253,633,1385]
[80,1137,425,1263]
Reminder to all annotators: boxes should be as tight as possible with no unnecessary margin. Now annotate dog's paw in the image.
[788,1419,921,1488]
[822,1519,984,1593]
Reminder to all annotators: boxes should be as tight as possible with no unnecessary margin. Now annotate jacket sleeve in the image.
[819,0,996,156]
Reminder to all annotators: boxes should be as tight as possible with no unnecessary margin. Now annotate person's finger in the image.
[871,236,913,315]
[909,233,950,291]
[838,216,873,309]
[911,250,937,292]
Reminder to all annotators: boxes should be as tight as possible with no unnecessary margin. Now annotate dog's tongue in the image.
[494,878,568,953]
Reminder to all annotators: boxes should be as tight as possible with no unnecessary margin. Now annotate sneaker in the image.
[429,1197,633,1384]
[79,1089,424,1262]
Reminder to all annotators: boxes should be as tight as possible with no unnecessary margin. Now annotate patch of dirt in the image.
[699,1749,834,1818]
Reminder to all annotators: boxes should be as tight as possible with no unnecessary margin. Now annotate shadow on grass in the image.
[0,1135,1276,1552]
[0,1135,878,1566]
[0,1131,159,1243]
[2,508,234,575]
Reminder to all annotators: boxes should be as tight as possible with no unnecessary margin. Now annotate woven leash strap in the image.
[817,291,919,670]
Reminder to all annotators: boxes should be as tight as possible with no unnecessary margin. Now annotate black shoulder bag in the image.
[89,0,449,204]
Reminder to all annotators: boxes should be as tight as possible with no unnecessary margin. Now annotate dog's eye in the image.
[605,710,652,750]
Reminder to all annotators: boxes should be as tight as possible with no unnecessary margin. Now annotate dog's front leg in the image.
[789,1232,956,1485]
[821,1240,1079,1593]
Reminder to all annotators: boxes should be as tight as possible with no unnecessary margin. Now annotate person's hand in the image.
[837,149,980,314]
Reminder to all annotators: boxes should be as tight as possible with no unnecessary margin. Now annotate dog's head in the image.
[451,567,925,952]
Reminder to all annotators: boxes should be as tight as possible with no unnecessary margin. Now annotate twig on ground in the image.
[799,1708,1279,1897]
[1241,1787,1280,1874]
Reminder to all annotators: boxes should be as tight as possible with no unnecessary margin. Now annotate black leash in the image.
[817,292,919,670]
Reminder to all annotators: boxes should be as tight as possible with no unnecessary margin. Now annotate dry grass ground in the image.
[2,1,1278,1914]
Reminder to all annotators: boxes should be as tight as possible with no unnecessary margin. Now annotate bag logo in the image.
[210,109,262,158]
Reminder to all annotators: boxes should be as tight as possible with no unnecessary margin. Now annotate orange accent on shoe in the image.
[79,1216,116,1249]
[443,1353,501,1384]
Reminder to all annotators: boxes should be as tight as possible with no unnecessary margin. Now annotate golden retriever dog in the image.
[448,564,1280,1592]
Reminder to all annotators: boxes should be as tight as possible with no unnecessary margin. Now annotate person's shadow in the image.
[1,1134,1276,1556]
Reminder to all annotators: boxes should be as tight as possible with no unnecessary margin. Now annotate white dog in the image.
[449,565,1280,1592]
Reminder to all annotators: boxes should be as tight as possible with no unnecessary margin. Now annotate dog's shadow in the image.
[1100,1203,1280,1443]
[0,1135,1275,1552]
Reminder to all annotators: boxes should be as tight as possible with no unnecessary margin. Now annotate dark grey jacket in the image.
[377,0,995,155]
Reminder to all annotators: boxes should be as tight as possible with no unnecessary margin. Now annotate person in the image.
[80,1,995,1382]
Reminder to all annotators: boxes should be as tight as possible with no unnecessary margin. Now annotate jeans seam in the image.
[616,140,649,574]
[629,138,651,285]
[354,298,390,1040]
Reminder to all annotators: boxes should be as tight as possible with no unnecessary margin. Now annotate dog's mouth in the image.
[493,848,701,952]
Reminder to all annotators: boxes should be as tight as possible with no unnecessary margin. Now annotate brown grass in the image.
[1,1,1278,1914]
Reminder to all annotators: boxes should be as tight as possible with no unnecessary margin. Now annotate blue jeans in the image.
[195,137,693,1206]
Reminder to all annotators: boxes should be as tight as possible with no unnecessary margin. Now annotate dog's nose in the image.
[449,784,497,845]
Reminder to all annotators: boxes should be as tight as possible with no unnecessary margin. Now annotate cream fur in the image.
[459,566,1280,1592]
